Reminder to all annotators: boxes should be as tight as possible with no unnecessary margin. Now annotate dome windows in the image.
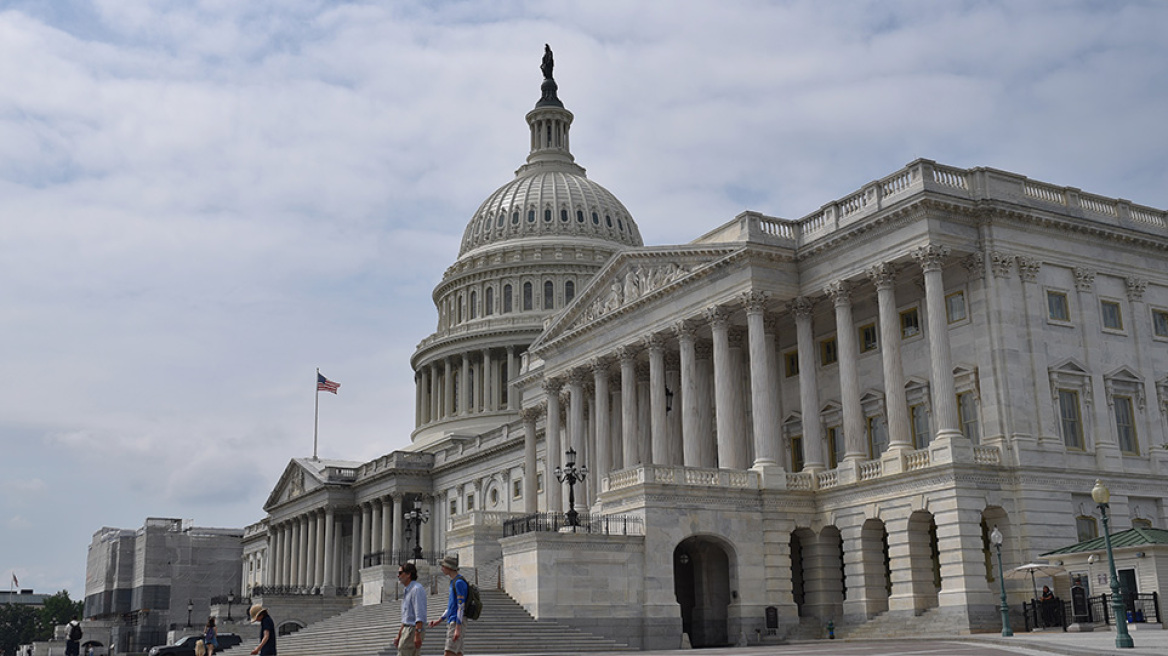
[591,211,599,225]
[496,213,504,228]
[503,284,513,313]
[523,282,533,310]
[560,209,569,222]
[528,209,536,223]
[512,211,520,225]
[485,287,494,316]
[544,280,554,309]
[605,214,613,228]
[576,210,585,223]
[618,217,624,231]
[565,280,575,304]
[470,290,478,319]
[544,209,552,222]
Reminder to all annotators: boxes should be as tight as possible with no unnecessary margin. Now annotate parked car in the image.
[148,633,242,656]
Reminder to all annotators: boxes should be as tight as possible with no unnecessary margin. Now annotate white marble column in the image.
[790,297,825,470]
[708,306,747,469]
[315,512,327,587]
[521,408,540,513]
[695,341,716,468]
[618,346,639,468]
[298,515,310,586]
[610,379,624,471]
[665,352,682,465]
[827,280,866,461]
[370,500,382,556]
[271,524,282,587]
[460,356,470,415]
[913,245,963,442]
[568,370,586,458]
[728,329,751,465]
[282,523,292,587]
[442,357,454,419]
[350,509,361,587]
[305,512,317,587]
[869,264,912,451]
[429,363,439,423]
[482,349,494,412]
[675,321,701,466]
[544,379,563,513]
[744,291,780,467]
[415,372,423,427]
[290,518,301,587]
[591,360,611,486]
[646,334,668,465]
[322,508,335,588]
[361,503,372,563]
[636,363,651,465]
[382,498,394,557]
[507,346,518,410]
[390,494,403,561]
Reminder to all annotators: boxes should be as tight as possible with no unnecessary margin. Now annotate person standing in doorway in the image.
[393,562,426,656]
[429,556,467,656]
[248,604,277,655]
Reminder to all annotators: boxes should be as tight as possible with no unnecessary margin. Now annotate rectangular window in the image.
[1058,389,1084,449]
[512,479,522,499]
[827,427,843,468]
[1076,516,1098,543]
[1100,300,1123,331]
[790,435,804,472]
[449,499,457,516]
[1047,291,1070,322]
[465,493,475,510]
[900,307,921,338]
[1154,309,1168,338]
[910,404,931,449]
[867,415,889,457]
[820,338,838,366]
[1114,396,1139,454]
[536,472,544,493]
[859,323,878,353]
[784,350,799,377]
[946,290,967,323]
[957,392,979,444]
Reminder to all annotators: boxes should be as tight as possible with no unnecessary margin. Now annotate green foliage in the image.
[38,590,84,638]
[0,603,39,655]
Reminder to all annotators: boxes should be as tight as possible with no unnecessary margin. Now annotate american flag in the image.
[317,373,340,394]
[11,573,17,588]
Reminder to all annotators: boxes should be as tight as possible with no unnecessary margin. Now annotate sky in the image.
[2,0,1167,600]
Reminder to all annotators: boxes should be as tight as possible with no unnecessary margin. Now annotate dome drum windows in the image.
[485,287,494,316]
[561,209,569,222]
[503,284,513,313]
[544,280,555,310]
[523,281,533,311]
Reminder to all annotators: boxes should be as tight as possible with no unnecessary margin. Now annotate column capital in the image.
[705,305,730,329]
[588,356,611,375]
[665,351,681,370]
[867,262,898,290]
[642,332,666,353]
[519,405,543,423]
[673,319,697,341]
[741,290,770,315]
[1126,277,1148,302]
[1074,267,1096,293]
[615,344,641,363]
[963,252,985,280]
[911,243,951,272]
[1016,256,1041,283]
[824,280,851,307]
[542,377,563,395]
[989,251,1016,278]
[727,327,746,349]
[566,368,588,387]
[763,314,779,336]
[786,296,815,319]
[694,340,713,360]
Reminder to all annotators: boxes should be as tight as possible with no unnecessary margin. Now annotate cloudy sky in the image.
[3,0,1166,600]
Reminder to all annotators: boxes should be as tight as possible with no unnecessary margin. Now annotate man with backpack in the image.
[64,616,82,656]
[430,556,468,656]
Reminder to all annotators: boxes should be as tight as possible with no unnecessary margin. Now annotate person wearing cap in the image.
[248,604,277,655]
[393,562,426,656]
[429,555,468,656]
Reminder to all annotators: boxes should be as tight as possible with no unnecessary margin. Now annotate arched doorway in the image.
[674,536,732,647]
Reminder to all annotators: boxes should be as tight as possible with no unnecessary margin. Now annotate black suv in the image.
[148,633,242,656]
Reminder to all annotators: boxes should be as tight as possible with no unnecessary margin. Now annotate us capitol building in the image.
[243,51,1168,648]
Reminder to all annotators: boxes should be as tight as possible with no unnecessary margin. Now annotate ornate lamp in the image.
[405,499,431,560]
[226,590,235,622]
[989,526,1013,636]
[554,447,588,528]
[186,599,193,628]
[1092,479,1133,649]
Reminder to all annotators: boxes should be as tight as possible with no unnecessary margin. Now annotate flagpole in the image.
[313,368,320,461]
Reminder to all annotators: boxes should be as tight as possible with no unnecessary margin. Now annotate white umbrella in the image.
[1006,562,1067,602]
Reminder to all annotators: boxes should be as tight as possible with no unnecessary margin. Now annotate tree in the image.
[38,591,84,639]
[0,603,38,656]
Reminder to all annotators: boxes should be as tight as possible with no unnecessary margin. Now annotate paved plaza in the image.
[493,632,1168,656]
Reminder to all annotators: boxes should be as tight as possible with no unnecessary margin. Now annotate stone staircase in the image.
[242,583,634,655]
[838,606,971,639]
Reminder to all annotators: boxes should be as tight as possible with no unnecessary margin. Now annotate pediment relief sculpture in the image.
[581,263,694,324]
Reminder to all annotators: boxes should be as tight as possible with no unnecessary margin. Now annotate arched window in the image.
[457,295,463,323]
[565,280,575,304]
[577,210,585,223]
[560,209,569,222]
[496,213,504,228]
[485,287,494,316]
[523,282,533,311]
[605,214,613,228]
[503,284,513,313]
[527,209,535,223]
[470,290,478,319]
[544,209,552,222]
[512,211,519,225]
[544,280,554,309]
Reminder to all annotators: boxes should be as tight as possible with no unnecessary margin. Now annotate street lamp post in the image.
[1092,479,1134,649]
[404,499,431,561]
[186,600,193,628]
[990,526,1013,637]
[226,590,235,622]
[554,447,588,528]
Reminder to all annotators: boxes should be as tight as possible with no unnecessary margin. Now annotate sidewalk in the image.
[961,627,1168,656]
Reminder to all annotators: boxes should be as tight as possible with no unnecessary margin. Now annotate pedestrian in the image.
[393,562,426,656]
[429,556,467,656]
[64,615,83,656]
[248,604,277,655]
[204,616,218,655]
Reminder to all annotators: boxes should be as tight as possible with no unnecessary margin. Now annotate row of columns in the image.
[415,347,518,426]
[265,495,433,590]
[521,245,967,510]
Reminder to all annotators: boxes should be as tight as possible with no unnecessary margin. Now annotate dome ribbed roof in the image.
[457,55,642,258]
[458,168,642,257]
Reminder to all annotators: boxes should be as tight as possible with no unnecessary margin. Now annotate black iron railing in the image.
[249,585,356,597]
[502,512,644,537]
[1025,592,1160,630]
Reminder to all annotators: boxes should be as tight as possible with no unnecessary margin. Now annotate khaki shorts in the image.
[397,625,421,656]
[444,621,464,654]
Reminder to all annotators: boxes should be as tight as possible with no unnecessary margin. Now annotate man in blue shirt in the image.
[393,562,426,656]
[429,556,467,656]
